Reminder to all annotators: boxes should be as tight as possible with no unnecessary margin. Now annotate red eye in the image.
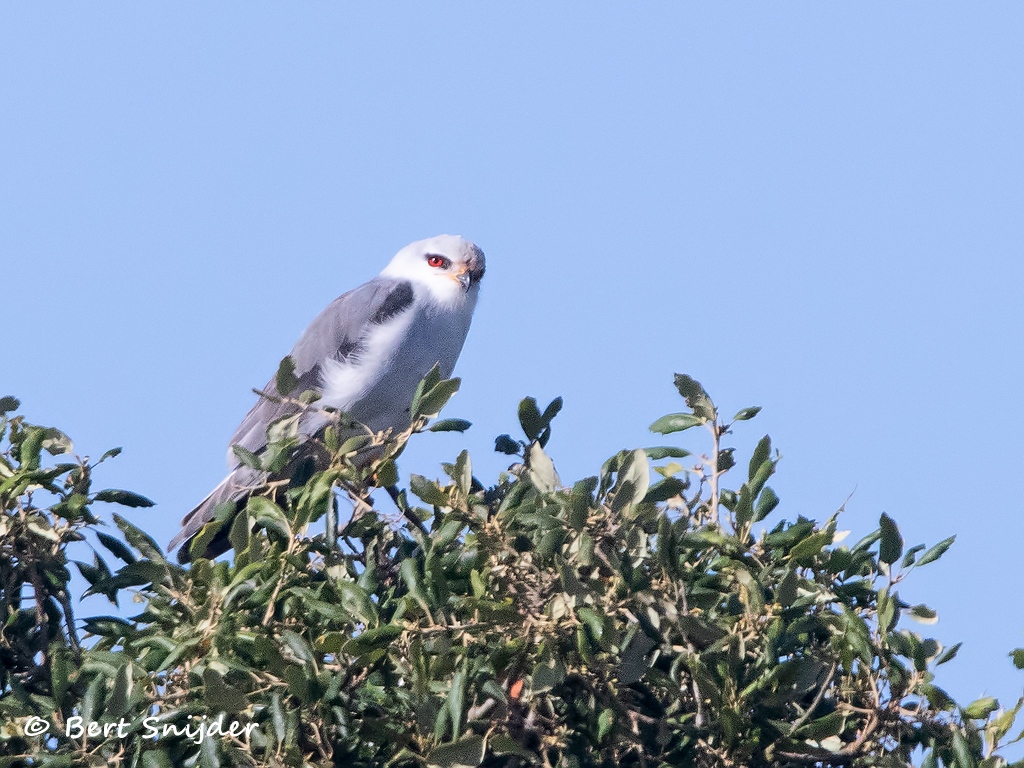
[426,254,449,268]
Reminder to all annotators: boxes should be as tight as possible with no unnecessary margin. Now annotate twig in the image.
[56,589,82,656]
[385,485,428,535]
[709,422,721,525]
[789,661,838,735]
[262,536,298,627]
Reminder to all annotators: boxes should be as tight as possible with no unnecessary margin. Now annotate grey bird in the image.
[170,234,486,561]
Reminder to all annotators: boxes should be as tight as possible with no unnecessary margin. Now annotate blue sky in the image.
[3,2,1023,739]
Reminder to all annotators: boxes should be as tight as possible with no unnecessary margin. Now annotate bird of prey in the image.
[170,234,486,561]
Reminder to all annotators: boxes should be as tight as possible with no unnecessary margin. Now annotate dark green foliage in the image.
[1,376,1022,767]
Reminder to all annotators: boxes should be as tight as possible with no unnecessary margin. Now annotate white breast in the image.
[319,288,476,434]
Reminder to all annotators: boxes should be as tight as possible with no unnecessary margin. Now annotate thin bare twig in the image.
[789,661,839,735]
[385,484,427,535]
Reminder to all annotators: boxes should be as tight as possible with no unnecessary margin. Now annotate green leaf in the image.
[375,458,399,488]
[96,532,137,564]
[94,489,155,508]
[451,449,472,496]
[532,657,567,693]
[673,374,716,421]
[86,560,168,595]
[28,520,60,541]
[410,474,448,506]
[598,708,615,742]
[275,355,299,395]
[1010,648,1024,670]
[649,413,705,434]
[336,433,372,456]
[916,535,955,567]
[232,444,263,470]
[425,734,485,768]
[19,426,45,470]
[81,675,103,723]
[937,642,962,665]
[202,668,248,714]
[470,569,486,598]
[853,529,881,552]
[346,624,401,654]
[0,396,20,415]
[409,363,442,416]
[789,530,832,564]
[644,446,691,460]
[569,477,597,530]
[542,396,563,423]
[754,486,780,522]
[513,395,562,444]
[776,568,799,608]
[142,751,174,768]
[644,477,685,503]
[489,733,533,759]
[578,606,604,642]
[40,427,73,456]
[952,729,973,767]
[323,425,339,452]
[732,406,761,422]
[494,434,520,455]
[921,683,955,712]
[334,580,377,626]
[107,661,133,718]
[908,604,938,624]
[518,397,543,441]
[199,731,222,768]
[36,756,75,768]
[963,696,1000,720]
[400,559,430,612]
[269,691,286,743]
[794,710,845,739]
[878,588,896,633]
[77,559,112,591]
[433,518,464,550]
[615,448,649,507]
[114,513,166,562]
[901,543,926,569]
[429,418,472,433]
[988,704,1021,748]
[266,412,301,449]
[537,397,562,447]
[189,502,235,561]
[446,669,467,741]
[745,453,775,501]
[81,615,132,636]
[247,497,292,541]
[50,645,73,708]
[878,512,903,565]
[417,378,462,417]
[281,629,314,665]
[717,448,735,473]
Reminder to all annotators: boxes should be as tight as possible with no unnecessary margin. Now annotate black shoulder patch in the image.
[370,281,415,325]
[336,338,363,361]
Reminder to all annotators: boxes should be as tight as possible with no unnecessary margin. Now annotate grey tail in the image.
[171,465,262,563]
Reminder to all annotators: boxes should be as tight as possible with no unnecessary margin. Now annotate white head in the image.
[380,235,486,306]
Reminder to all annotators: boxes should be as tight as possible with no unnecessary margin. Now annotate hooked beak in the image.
[448,271,471,292]
[451,259,485,292]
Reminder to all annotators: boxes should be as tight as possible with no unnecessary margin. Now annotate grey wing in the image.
[226,276,416,462]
